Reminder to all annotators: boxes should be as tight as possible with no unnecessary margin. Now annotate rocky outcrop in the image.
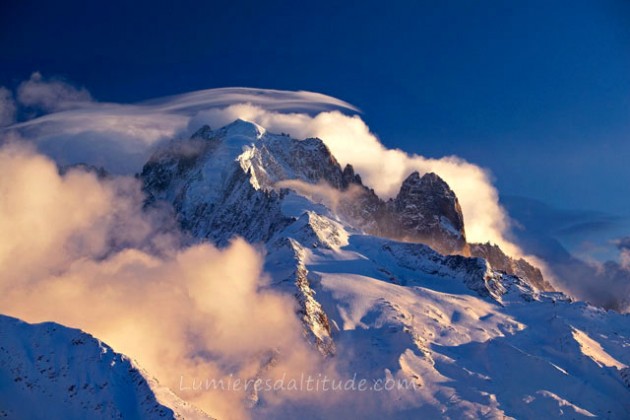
[470,242,554,291]
[381,172,468,256]
[379,240,517,300]
[267,236,336,357]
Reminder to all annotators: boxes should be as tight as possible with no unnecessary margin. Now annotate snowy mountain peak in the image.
[140,120,558,301]
[218,118,266,139]
[143,121,538,277]
[190,124,213,140]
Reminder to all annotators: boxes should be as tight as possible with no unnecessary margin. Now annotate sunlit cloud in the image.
[0,143,329,419]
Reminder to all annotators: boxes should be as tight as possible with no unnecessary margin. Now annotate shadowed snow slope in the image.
[0,315,211,420]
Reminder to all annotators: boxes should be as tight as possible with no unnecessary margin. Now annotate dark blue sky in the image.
[2,0,630,217]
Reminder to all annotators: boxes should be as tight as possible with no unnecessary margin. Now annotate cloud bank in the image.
[0,143,331,419]
[501,196,630,313]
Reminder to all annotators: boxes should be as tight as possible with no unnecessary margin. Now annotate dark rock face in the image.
[383,172,468,256]
[470,242,554,291]
[341,164,363,188]
[337,172,469,255]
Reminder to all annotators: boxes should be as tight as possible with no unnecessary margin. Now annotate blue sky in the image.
[2,0,630,257]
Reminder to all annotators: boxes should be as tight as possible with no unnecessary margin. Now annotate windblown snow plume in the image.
[0,143,326,420]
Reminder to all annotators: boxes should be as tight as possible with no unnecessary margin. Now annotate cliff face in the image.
[383,171,468,256]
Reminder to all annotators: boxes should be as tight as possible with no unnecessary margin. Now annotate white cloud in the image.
[0,86,16,126]
[3,85,523,257]
[16,71,93,112]
[0,143,328,419]
[6,87,358,173]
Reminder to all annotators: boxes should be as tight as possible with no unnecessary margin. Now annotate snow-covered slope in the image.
[0,315,211,420]
[267,230,630,418]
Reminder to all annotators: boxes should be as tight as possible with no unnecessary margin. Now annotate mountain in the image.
[0,315,211,420]
[4,119,629,418]
[138,120,630,418]
[142,120,467,255]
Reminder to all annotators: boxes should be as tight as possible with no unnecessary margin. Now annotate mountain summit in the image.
[383,170,468,255]
[143,121,464,254]
[142,120,538,277]
[136,120,630,417]
[4,119,629,419]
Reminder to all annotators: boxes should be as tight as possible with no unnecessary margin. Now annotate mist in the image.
[0,143,334,419]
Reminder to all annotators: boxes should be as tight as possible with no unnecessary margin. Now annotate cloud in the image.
[145,87,360,114]
[0,143,329,419]
[614,236,630,251]
[275,179,365,215]
[614,237,630,271]
[550,258,630,313]
[3,84,525,259]
[16,71,93,112]
[4,87,358,174]
[0,86,16,126]
[501,196,630,313]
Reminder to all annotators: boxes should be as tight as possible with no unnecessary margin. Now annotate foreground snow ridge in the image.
[0,315,212,419]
